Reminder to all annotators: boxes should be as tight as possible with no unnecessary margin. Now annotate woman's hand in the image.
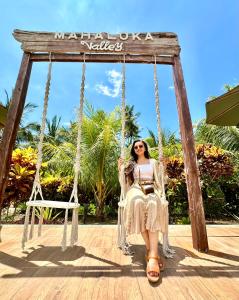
[118,157,124,171]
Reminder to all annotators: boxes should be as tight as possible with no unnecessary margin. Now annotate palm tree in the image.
[0,90,40,146]
[42,102,121,219]
[124,104,141,146]
[45,115,65,145]
[145,128,182,157]
[195,119,239,152]
[195,84,239,152]
[81,104,121,219]
[42,117,76,176]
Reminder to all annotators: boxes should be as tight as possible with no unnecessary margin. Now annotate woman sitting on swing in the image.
[118,139,169,283]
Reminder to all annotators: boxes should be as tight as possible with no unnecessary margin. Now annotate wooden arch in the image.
[0,30,208,252]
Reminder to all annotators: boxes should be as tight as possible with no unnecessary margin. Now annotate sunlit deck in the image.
[0,224,238,299]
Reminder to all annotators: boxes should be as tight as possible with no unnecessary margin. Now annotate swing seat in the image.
[26,200,80,209]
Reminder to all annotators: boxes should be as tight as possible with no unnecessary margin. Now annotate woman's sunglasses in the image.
[134,144,144,150]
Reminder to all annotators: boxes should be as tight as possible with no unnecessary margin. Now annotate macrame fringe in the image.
[38,207,44,237]
[70,208,78,247]
[162,233,176,258]
[29,207,35,240]
[22,206,30,249]
[117,206,134,255]
[61,209,68,251]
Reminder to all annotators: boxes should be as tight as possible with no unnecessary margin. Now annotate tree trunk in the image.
[96,201,105,221]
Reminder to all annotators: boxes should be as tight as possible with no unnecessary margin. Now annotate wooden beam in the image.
[172,55,209,252]
[13,30,180,56]
[30,53,174,65]
[0,53,32,207]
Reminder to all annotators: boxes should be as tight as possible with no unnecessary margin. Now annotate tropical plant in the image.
[80,103,121,219]
[196,144,234,180]
[145,128,182,158]
[195,119,239,152]
[124,104,141,146]
[45,115,65,145]
[3,148,38,220]
[0,90,40,146]
[35,207,63,223]
[195,84,239,152]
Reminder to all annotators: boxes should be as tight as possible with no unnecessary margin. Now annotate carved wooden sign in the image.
[13,30,180,56]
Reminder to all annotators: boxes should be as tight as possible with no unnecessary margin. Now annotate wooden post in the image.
[0,52,32,207]
[173,55,209,252]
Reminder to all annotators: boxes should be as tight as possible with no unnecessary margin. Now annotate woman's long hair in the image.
[130,139,150,162]
[124,140,150,186]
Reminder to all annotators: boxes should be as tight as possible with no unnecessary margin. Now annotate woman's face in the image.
[134,141,145,156]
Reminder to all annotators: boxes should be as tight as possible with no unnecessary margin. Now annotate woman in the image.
[118,139,169,283]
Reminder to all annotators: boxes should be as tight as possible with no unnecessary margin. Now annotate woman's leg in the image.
[147,230,160,276]
[148,230,159,256]
[141,230,150,251]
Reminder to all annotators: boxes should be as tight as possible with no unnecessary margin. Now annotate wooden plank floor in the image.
[0,224,238,300]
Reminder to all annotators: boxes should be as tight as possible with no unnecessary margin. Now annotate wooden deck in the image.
[0,224,238,300]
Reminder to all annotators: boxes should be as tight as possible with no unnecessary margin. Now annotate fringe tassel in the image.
[162,233,175,258]
[0,224,2,243]
[70,208,78,246]
[61,209,68,251]
[117,206,134,255]
[117,206,121,248]
[29,207,35,240]
[38,207,44,237]
[74,208,79,244]
[22,206,31,249]
[70,208,75,247]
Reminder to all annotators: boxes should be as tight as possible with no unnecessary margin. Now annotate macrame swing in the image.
[117,55,176,258]
[22,53,86,251]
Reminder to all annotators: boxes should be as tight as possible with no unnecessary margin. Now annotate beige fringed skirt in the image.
[123,182,168,235]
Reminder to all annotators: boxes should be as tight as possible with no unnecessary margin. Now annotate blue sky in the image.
[0,0,238,138]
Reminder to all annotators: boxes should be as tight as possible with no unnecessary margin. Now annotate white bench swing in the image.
[22,54,85,251]
[22,53,175,258]
[117,56,175,258]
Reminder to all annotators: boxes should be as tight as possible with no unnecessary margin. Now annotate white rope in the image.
[29,54,52,202]
[69,57,86,204]
[117,55,126,249]
[154,56,175,257]
[120,55,126,162]
[67,57,86,248]
[153,55,165,197]
[117,55,134,255]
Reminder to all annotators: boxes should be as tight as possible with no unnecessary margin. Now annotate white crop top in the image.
[133,162,154,180]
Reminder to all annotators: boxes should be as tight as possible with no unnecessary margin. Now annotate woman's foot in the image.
[146,256,160,283]
[145,249,164,271]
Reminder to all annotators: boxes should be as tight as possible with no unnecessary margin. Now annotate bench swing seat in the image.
[26,200,80,209]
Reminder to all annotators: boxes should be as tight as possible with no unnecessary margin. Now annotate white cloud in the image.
[63,121,71,127]
[168,85,174,90]
[95,69,122,98]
